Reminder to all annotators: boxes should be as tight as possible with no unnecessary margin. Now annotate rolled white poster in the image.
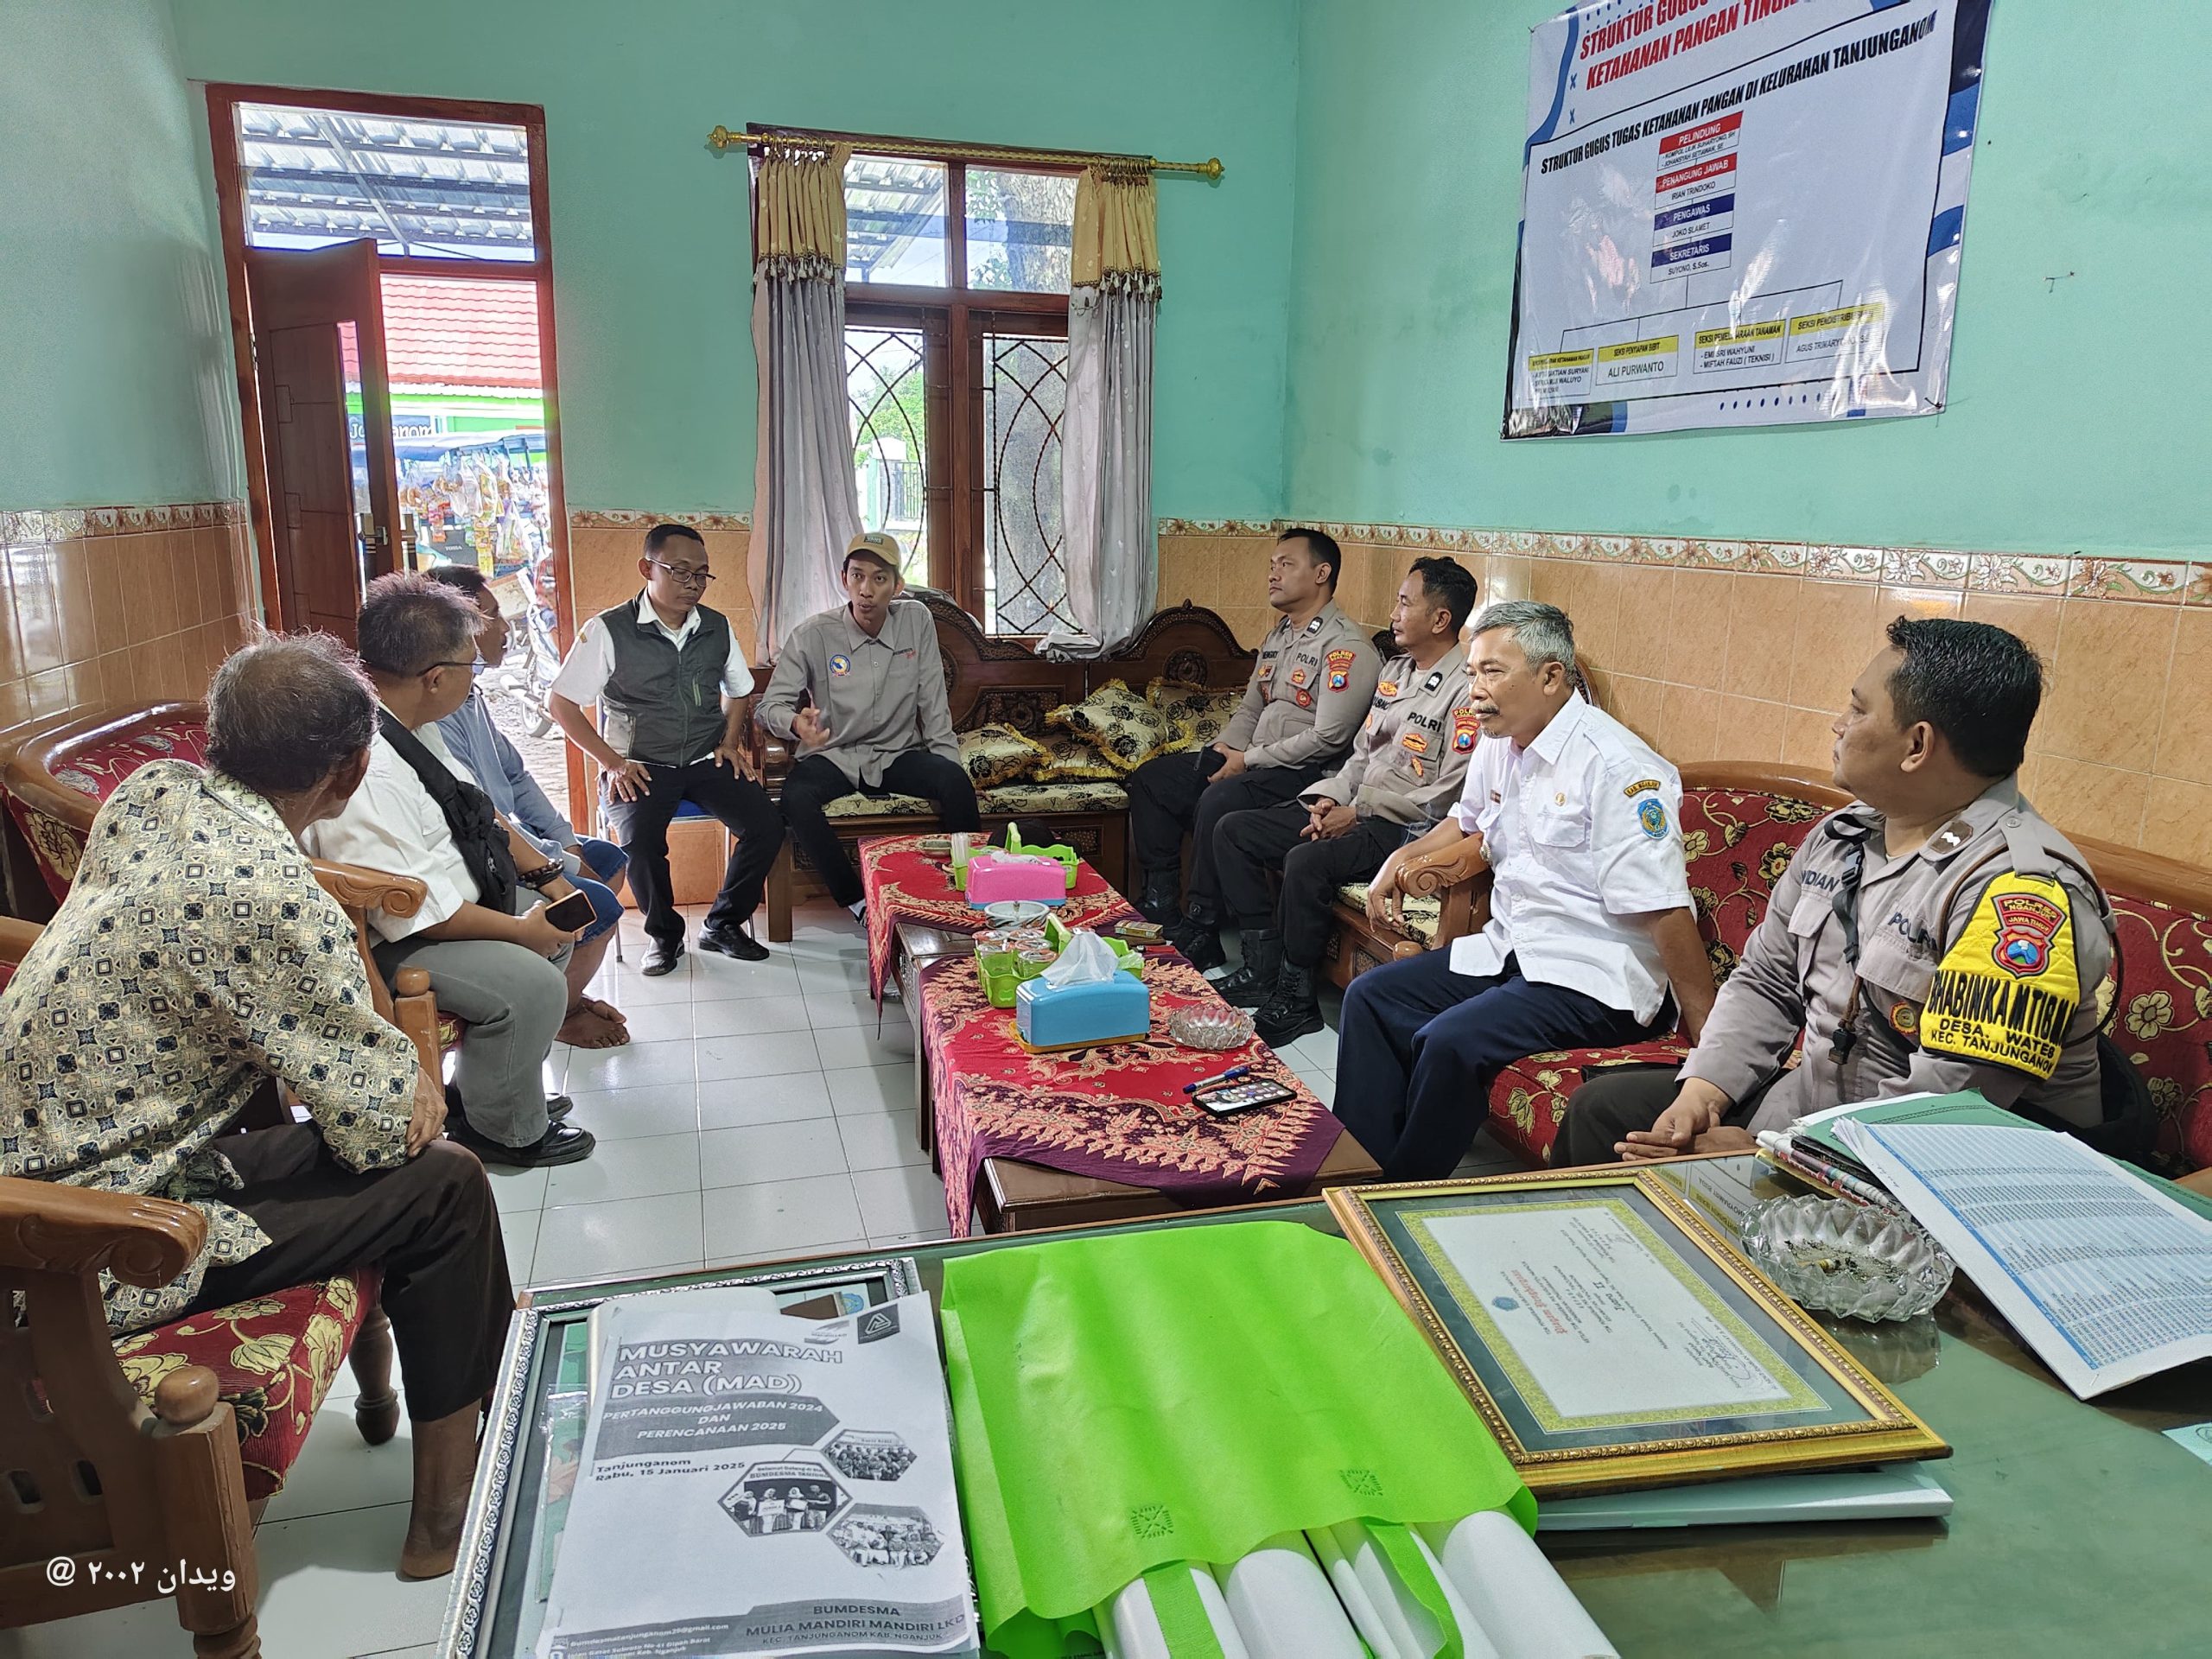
[1421,1510,1620,1659]
[1306,1524,1410,1659]
[1100,1564,1254,1659]
[1212,1533,1364,1659]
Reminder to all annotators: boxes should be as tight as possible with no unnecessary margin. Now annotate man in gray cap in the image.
[759,531,980,918]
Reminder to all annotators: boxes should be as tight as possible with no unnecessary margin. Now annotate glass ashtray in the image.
[1167,1004,1254,1052]
[1738,1196,1955,1323]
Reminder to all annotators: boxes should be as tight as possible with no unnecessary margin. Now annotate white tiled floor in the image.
[5,902,1519,1658]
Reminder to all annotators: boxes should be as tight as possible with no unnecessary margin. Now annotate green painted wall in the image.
[168,0,1301,520]
[0,0,243,510]
[1281,0,2212,557]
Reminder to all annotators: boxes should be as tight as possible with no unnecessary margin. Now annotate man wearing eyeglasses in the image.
[758,531,977,921]
[549,522,786,976]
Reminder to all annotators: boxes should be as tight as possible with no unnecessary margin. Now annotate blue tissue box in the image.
[1014,974,1152,1049]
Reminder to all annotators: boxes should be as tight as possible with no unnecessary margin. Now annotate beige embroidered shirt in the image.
[0,762,418,1332]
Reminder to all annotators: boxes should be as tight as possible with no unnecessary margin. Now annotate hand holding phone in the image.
[543,887,596,932]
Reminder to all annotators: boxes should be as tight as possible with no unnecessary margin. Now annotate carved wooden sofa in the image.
[756,594,1257,938]
[0,917,397,1657]
[1,702,455,1073]
[1386,762,2212,1175]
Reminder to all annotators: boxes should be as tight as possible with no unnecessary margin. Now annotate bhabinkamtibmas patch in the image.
[1919,873,2077,1077]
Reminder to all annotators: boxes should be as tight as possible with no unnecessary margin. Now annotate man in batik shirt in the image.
[0,634,509,1580]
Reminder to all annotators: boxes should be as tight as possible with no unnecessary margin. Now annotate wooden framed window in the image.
[765,135,1077,634]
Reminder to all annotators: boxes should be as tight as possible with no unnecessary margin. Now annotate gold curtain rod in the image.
[708,124,1221,180]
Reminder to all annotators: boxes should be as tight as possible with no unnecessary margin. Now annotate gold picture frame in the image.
[1329,1164,1948,1497]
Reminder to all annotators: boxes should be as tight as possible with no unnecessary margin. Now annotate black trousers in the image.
[781,750,981,908]
[188,1126,513,1424]
[1216,804,1409,969]
[1337,950,1662,1179]
[600,760,787,944]
[1552,1063,1764,1167]
[1126,749,1329,912]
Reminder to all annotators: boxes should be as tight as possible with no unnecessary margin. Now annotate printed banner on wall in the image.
[1505,0,1990,439]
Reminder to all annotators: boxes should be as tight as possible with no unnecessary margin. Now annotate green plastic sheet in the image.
[941,1221,1535,1658]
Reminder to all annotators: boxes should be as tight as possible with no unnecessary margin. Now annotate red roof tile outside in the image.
[352,276,543,392]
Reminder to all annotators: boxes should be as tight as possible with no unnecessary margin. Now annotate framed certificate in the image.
[1329,1166,1948,1495]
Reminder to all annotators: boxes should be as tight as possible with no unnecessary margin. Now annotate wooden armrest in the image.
[0,915,43,963]
[1400,842,1492,899]
[311,858,428,920]
[0,1176,205,1287]
[759,734,794,779]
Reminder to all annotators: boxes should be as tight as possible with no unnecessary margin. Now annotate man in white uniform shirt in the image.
[1334,601,1716,1179]
[306,575,594,1168]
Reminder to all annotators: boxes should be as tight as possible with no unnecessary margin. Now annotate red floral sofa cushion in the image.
[111,1269,382,1502]
[1484,787,1830,1164]
[2108,894,2212,1173]
[8,715,213,900]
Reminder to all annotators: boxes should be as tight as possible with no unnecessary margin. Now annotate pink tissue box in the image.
[964,852,1066,906]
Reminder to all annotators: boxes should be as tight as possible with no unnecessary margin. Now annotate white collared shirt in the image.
[549,593,756,708]
[1446,693,1693,1022]
[301,720,482,943]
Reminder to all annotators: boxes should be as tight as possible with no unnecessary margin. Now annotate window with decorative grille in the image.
[822,150,1077,635]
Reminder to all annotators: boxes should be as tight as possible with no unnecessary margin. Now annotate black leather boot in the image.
[1213,929,1283,1006]
[1137,870,1182,925]
[1255,963,1325,1047]
[1163,904,1227,973]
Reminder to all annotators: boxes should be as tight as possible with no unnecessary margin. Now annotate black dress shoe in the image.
[457,1121,597,1168]
[699,925,770,962]
[642,938,684,976]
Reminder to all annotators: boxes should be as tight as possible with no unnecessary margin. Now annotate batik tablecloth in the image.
[917,953,1344,1236]
[859,834,1137,999]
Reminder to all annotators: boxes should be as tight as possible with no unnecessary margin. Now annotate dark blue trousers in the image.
[1334,947,1660,1179]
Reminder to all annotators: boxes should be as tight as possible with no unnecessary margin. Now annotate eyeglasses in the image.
[649,560,715,586]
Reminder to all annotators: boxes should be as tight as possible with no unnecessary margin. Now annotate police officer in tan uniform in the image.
[1128,527,1382,970]
[1560,616,2129,1166]
[1211,558,1481,1044]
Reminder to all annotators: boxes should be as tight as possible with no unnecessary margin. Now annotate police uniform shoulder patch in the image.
[1452,708,1479,752]
[1919,871,2077,1079]
[1325,647,1356,692]
[1623,778,1662,798]
[1636,798,1669,840]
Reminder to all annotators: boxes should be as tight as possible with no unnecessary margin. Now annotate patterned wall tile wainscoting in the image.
[1157,523,2212,869]
[0,503,256,730]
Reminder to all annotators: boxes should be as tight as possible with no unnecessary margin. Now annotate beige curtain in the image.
[749,142,861,654]
[1046,167,1161,657]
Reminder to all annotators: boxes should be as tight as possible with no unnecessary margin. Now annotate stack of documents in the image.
[1837,1116,2212,1398]
[538,1287,978,1657]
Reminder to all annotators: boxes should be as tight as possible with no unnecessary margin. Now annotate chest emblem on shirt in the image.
[1325,648,1355,691]
[1408,756,1426,779]
[1623,778,1662,798]
[1294,687,1314,709]
[1637,798,1669,840]
[1401,731,1428,754]
[1290,666,1309,687]
[1889,1001,1920,1037]
[829,652,852,677]
[1452,709,1478,752]
[1377,679,1400,699]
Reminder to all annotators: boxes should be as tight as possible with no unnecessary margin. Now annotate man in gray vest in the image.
[550,523,787,976]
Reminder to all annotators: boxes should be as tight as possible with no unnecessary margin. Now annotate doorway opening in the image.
[207,85,576,821]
